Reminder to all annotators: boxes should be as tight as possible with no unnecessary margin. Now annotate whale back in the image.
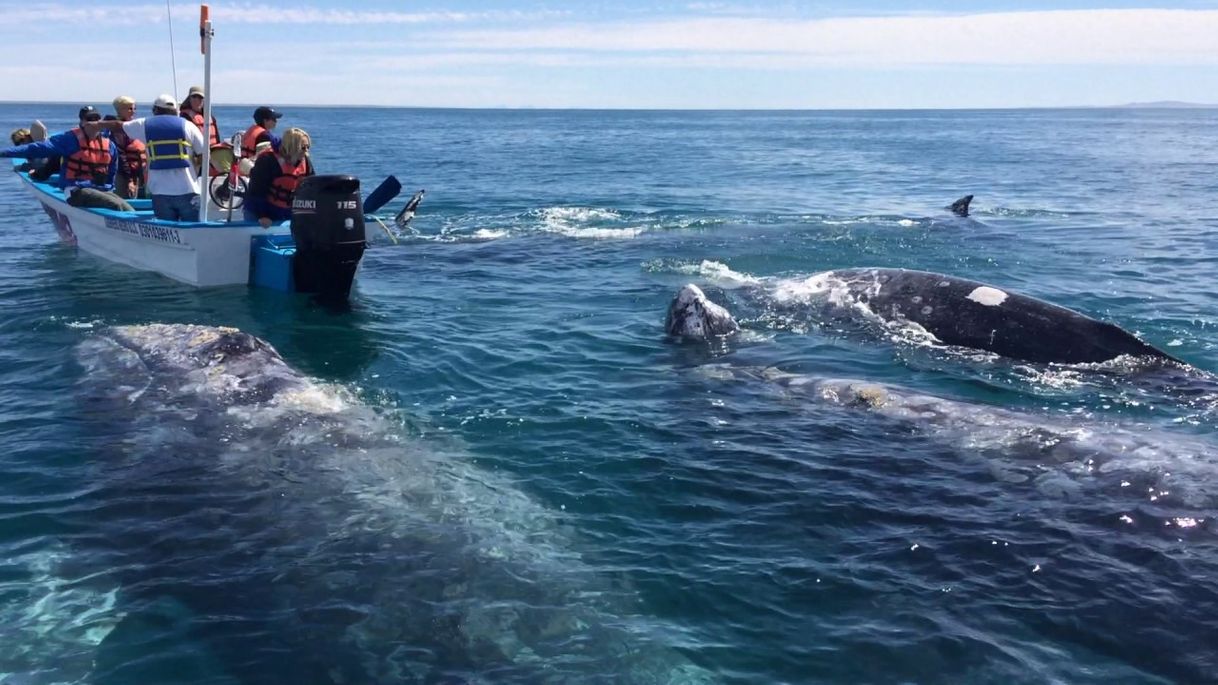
[832,268,1179,364]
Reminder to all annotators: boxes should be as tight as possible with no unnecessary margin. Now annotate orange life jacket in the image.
[182,109,220,146]
[64,128,112,185]
[263,151,309,209]
[114,129,147,178]
[241,124,267,158]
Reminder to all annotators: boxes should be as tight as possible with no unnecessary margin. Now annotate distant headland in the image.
[1109,101,1216,109]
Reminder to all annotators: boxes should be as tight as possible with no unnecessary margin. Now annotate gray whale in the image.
[703,366,1218,506]
[60,324,709,685]
[666,268,1182,366]
[661,289,1214,504]
[810,268,1181,365]
[665,284,739,339]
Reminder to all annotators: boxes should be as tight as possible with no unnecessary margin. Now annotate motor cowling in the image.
[290,175,366,302]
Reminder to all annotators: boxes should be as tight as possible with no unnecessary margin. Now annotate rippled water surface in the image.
[2,105,1217,684]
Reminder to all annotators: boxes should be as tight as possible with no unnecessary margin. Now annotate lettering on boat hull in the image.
[103,218,183,245]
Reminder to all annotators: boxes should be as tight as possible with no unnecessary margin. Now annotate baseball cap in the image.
[187,85,205,98]
[154,93,177,110]
[253,106,283,123]
[78,105,101,122]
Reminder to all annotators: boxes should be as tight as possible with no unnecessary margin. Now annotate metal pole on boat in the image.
[199,4,213,223]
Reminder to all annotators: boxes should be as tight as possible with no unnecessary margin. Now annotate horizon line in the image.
[2,100,1215,112]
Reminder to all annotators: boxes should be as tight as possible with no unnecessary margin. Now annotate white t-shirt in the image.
[121,115,207,196]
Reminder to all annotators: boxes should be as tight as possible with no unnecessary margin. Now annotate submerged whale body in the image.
[66,324,708,685]
[816,268,1181,365]
[725,368,1218,506]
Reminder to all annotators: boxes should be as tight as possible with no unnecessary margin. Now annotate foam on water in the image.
[533,206,646,240]
[470,228,509,240]
[680,260,762,288]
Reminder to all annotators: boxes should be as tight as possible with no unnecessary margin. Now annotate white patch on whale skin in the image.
[966,286,1008,307]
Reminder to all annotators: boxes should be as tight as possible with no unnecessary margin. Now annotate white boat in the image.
[14,162,292,287]
[4,4,422,300]
[10,160,419,302]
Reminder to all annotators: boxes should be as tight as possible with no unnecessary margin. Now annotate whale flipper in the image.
[395,189,425,228]
[949,194,974,217]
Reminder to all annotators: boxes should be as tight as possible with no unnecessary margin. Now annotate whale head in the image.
[665,284,739,340]
[79,324,310,408]
[949,194,974,217]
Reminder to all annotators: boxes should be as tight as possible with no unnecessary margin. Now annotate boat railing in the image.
[14,169,272,229]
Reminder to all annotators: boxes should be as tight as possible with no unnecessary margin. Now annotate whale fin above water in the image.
[949,194,974,217]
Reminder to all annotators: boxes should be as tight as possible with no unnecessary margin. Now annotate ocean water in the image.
[1,105,1217,684]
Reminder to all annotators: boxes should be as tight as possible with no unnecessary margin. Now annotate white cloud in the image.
[0,5,153,24]
[420,10,1218,66]
[5,6,1217,67]
[0,3,566,27]
[3,6,1217,107]
[210,5,568,25]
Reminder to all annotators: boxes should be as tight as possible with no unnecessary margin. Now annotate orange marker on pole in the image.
[199,5,209,54]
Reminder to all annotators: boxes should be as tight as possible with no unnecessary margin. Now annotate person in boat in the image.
[240,106,282,163]
[7,127,55,177]
[88,94,207,222]
[12,121,60,181]
[179,85,221,147]
[109,96,147,200]
[0,106,132,211]
[243,127,314,228]
[8,128,35,172]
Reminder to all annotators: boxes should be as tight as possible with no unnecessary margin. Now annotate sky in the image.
[0,1,1216,109]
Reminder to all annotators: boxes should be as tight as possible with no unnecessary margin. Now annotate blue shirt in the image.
[1,130,119,191]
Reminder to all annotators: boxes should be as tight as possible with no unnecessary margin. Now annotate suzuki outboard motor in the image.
[290,175,366,302]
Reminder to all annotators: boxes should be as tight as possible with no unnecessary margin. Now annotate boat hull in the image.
[19,173,291,287]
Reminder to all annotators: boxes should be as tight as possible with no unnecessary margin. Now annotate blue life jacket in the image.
[145,115,191,170]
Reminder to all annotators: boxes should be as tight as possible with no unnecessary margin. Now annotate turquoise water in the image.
[2,105,1217,683]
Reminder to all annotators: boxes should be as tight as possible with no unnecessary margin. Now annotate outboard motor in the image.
[290,175,366,302]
